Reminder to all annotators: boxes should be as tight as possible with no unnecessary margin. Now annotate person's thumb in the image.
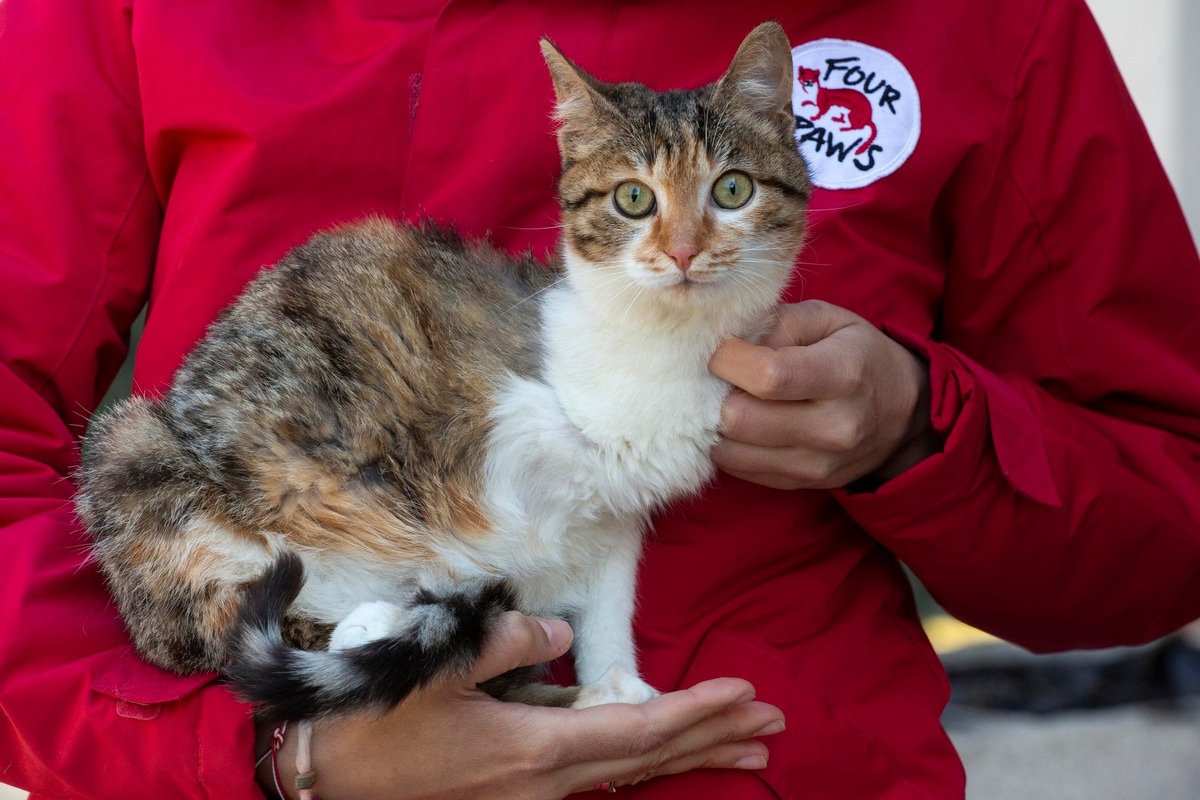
[468,611,573,683]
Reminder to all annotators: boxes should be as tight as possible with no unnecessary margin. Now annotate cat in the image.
[76,22,810,723]
[796,66,878,155]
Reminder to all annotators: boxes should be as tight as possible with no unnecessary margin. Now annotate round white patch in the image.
[790,38,921,191]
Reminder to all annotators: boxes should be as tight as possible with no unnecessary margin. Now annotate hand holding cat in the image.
[264,612,785,798]
[711,300,939,490]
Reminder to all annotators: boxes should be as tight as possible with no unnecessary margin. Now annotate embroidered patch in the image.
[790,38,921,190]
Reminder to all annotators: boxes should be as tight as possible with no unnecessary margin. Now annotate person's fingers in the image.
[761,300,858,349]
[561,740,771,795]
[718,391,807,447]
[622,739,771,787]
[622,695,781,770]
[543,679,756,767]
[710,335,860,401]
[719,391,871,452]
[467,611,573,684]
[713,438,830,488]
[710,338,802,399]
[555,694,784,791]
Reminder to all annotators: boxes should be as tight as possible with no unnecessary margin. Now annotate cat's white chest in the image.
[489,367,723,520]
[473,286,729,577]
[470,369,718,613]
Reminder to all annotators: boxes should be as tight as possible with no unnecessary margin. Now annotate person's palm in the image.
[260,612,784,799]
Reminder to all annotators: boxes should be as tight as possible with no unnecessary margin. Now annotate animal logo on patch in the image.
[796,67,878,156]
[790,39,921,190]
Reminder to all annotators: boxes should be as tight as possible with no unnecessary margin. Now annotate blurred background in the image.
[1,1,1196,798]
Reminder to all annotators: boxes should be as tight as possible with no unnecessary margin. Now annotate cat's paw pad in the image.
[573,666,660,708]
[329,601,404,651]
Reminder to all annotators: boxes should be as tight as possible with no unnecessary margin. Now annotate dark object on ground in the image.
[945,636,1200,713]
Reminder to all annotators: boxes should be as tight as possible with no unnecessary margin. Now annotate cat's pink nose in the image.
[667,244,697,272]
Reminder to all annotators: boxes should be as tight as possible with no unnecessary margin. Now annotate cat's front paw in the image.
[572,665,660,708]
[329,601,405,651]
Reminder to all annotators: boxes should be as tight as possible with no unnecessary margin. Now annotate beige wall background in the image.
[1089,0,1199,238]
[0,3,1196,799]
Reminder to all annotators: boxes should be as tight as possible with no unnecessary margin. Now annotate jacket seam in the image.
[996,0,1074,377]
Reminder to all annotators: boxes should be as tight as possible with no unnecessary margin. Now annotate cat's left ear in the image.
[540,38,619,159]
[714,22,796,140]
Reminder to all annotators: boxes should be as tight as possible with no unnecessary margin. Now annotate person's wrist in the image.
[255,719,298,800]
[872,414,938,483]
[856,349,939,489]
[878,352,937,477]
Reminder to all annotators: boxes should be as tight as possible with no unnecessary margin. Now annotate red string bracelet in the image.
[256,720,320,800]
[269,721,289,800]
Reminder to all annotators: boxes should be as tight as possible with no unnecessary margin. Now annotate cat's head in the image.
[796,67,821,88]
[541,22,809,337]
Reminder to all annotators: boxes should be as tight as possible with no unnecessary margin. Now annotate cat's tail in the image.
[223,552,517,721]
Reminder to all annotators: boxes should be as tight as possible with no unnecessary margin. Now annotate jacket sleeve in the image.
[0,2,262,797]
[836,0,1200,653]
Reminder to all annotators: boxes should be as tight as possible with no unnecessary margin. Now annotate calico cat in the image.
[77,22,810,722]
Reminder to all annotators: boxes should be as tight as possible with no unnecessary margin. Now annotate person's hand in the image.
[259,612,784,799]
[710,300,939,490]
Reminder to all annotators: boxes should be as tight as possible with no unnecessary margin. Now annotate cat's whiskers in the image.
[735,257,810,272]
[728,259,811,299]
[505,274,570,313]
[735,242,793,257]
[500,223,566,232]
[618,284,649,328]
[734,256,823,276]
[806,200,865,216]
[577,263,650,325]
[722,269,776,299]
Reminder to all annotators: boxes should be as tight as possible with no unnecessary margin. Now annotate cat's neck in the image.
[538,273,761,452]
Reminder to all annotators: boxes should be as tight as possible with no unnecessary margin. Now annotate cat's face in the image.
[542,23,810,333]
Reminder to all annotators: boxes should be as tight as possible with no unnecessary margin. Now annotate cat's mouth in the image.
[666,269,725,288]
[662,273,721,297]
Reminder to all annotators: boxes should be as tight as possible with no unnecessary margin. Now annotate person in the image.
[1,1,1197,798]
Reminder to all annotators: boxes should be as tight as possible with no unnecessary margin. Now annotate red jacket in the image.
[1,1,1197,798]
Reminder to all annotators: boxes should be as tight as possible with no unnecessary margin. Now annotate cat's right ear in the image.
[540,39,617,159]
[713,22,796,142]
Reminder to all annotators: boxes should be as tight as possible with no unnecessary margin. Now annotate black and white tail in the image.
[224,552,517,721]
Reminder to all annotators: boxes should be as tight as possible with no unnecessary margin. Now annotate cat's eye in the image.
[613,181,656,218]
[711,171,754,210]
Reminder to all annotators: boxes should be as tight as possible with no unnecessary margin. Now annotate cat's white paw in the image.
[572,665,660,709]
[329,601,405,651]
